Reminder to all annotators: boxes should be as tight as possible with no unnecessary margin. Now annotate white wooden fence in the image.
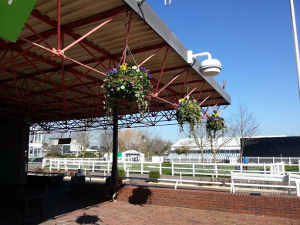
[43,158,291,177]
[171,162,286,178]
[45,158,162,175]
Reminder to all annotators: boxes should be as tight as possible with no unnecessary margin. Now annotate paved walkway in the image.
[0,181,299,225]
[41,200,300,225]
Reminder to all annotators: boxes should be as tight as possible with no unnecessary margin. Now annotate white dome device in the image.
[187,50,222,77]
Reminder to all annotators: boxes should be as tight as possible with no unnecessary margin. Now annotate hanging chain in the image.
[119,12,137,66]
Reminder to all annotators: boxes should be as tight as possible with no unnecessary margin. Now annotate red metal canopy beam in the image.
[65,43,167,69]
[30,10,125,61]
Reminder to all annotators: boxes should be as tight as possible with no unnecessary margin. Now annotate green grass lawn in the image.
[285,166,299,172]
[162,163,172,175]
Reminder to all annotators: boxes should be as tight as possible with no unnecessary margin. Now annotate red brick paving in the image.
[41,200,300,225]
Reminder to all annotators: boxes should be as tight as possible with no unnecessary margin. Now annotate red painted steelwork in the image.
[0,4,227,132]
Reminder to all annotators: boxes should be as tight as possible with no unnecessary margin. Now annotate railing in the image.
[171,162,286,178]
[84,174,300,196]
[247,157,300,166]
[230,171,300,196]
[42,158,297,179]
[46,158,162,175]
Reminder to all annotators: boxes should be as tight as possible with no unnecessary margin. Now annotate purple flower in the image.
[130,82,135,86]
[117,66,120,71]
[149,85,154,89]
[147,71,152,79]
[140,67,146,72]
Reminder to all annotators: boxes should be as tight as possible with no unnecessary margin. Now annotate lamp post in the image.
[289,0,300,98]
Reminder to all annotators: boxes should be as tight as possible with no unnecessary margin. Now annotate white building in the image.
[169,137,240,161]
[169,136,288,161]
[171,138,240,153]
[104,150,145,162]
[29,132,45,159]
[28,133,98,159]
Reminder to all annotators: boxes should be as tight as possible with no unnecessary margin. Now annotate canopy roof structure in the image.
[0,0,231,132]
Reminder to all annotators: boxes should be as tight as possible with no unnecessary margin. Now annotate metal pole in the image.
[57,0,61,51]
[111,110,118,187]
[289,0,300,98]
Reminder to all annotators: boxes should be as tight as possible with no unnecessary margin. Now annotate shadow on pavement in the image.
[76,213,102,224]
[0,180,108,225]
[129,186,152,205]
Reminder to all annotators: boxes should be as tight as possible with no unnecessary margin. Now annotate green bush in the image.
[149,171,160,183]
[118,169,126,178]
[79,152,97,158]
[46,152,74,158]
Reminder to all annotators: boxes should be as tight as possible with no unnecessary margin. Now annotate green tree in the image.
[174,146,190,155]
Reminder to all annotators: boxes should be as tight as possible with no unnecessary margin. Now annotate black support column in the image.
[0,118,30,184]
[111,112,118,187]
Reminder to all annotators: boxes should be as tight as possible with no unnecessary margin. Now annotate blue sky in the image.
[144,0,300,143]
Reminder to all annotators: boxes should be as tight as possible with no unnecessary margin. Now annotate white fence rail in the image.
[171,162,285,178]
[230,171,300,196]
[247,157,300,166]
[166,156,300,166]
[45,158,162,175]
[43,158,295,178]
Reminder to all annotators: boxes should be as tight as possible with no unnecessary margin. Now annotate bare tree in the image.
[140,129,156,161]
[98,129,114,158]
[118,129,143,151]
[207,126,235,163]
[192,125,209,163]
[151,136,172,156]
[72,131,92,158]
[232,102,260,161]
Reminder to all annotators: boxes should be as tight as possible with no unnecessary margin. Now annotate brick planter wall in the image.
[71,183,300,219]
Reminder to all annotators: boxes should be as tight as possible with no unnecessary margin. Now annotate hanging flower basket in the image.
[176,98,202,135]
[206,110,226,133]
[102,63,152,116]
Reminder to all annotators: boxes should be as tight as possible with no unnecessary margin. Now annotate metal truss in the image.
[0,1,226,132]
[31,109,177,133]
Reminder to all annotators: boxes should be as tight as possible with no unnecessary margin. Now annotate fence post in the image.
[49,159,52,172]
[215,164,218,178]
[288,157,291,166]
[141,161,144,174]
[159,162,162,175]
[264,163,266,174]
[192,163,195,177]
[172,162,174,176]
[42,158,46,169]
[107,161,110,173]
[92,161,94,172]
[272,157,275,164]
[257,157,260,164]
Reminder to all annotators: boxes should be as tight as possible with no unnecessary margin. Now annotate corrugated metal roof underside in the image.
[0,0,230,123]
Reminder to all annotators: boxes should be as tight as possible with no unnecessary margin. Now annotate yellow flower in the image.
[120,63,128,70]
[215,113,220,117]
